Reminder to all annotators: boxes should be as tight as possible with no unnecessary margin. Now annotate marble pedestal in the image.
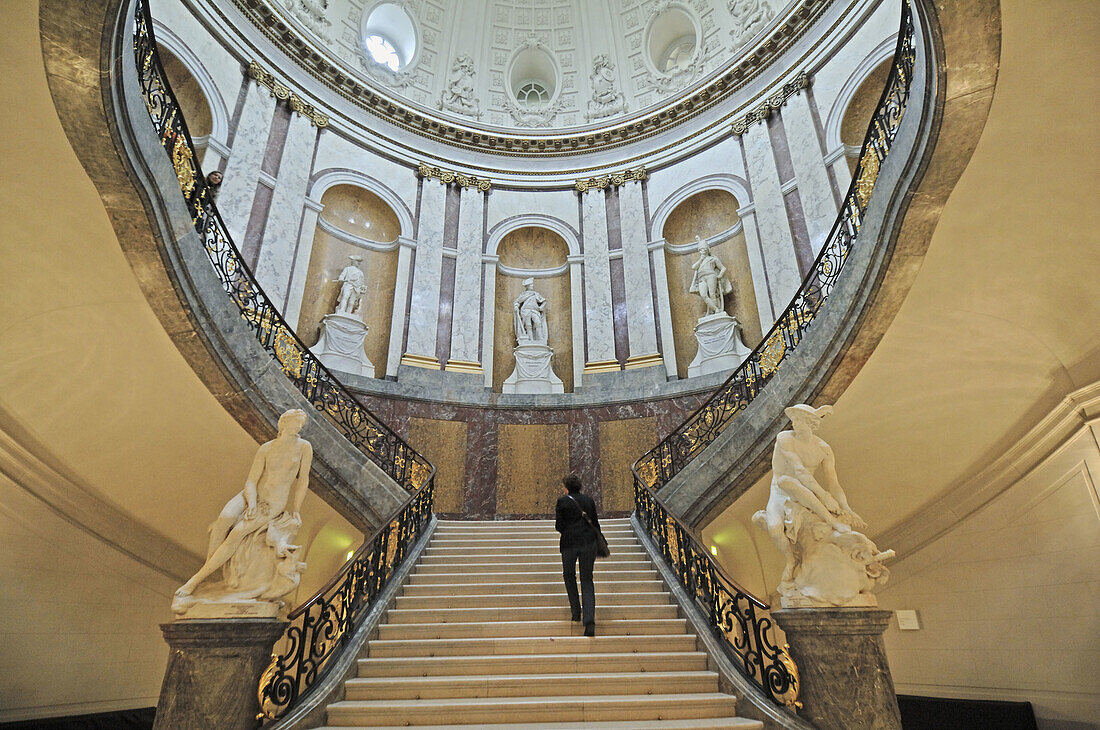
[154,618,287,730]
[772,608,901,730]
[312,313,375,377]
[503,343,564,394]
[687,313,751,377]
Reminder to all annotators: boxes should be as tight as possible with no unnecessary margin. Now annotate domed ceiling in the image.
[248,0,817,138]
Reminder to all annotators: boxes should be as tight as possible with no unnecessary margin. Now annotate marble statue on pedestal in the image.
[687,238,750,376]
[172,409,312,617]
[753,404,895,608]
[312,256,376,377]
[503,278,563,394]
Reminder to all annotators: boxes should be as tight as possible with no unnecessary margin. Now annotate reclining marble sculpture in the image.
[172,409,312,617]
[754,404,895,607]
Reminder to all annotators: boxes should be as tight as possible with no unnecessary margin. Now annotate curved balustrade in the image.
[131,0,437,721]
[632,0,916,712]
[132,0,432,495]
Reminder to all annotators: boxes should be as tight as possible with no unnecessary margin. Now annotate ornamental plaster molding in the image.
[574,165,648,193]
[248,60,330,127]
[730,70,810,134]
[316,216,400,253]
[416,162,492,191]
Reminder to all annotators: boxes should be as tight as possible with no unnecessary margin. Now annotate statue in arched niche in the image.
[689,237,734,315]
[335,255,366,317]
[512,277,549,345]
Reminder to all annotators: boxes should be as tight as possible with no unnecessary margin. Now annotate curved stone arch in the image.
[149,20,229,156]
[307,168,415,238]
[650,174,752,242]
[823,34,900,156]
[485,213,580,259]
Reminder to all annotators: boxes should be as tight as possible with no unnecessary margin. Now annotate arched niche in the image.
[839,59,894,175]
[158,49,214,154]
[491,227,573,393]
[662,189,763,379]
[296,184,402,376]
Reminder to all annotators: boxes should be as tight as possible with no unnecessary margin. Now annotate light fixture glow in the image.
[710,545,718,556]
[345,550,355,562]
[365,34,401,72]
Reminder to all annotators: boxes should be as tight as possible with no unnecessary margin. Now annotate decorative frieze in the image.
[416,162,493,191]
[247,61,329,127]
[731,72,810,135]
[574,166,647,193]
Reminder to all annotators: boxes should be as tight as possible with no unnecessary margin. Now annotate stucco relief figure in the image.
[513,277,549,345]
[172,409,312,615]
[729,0,773,48]
[753,404,895,607]
[439,55,480,119]
[335,255,367,317]
[586,55,628,121]
[289,0,332,42]
[689,238,734,316]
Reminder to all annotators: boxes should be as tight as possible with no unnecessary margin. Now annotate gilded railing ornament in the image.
[416,162,492,191]
[731,72,810,135]
[856,148,880,208]
[248,60,329,127]
[574,165,647,193]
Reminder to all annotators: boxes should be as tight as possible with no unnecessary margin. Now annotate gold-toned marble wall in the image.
[841,59,893,174]
[160,51,213,139]
[405,417,467,513]
[662,190,763,378]
[598,417,657,512]
[296,185,401,374]
[496,424,570,515]
[492,228,573,392]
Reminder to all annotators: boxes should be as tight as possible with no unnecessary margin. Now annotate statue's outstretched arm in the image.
[288,442,313,519]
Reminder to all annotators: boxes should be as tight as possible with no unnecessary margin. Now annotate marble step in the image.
[408,570,657,586]
[420,547,647,560]
[378,618,689,640]
[432,524,635,534]
[325,693,740,726]
[401,580,666,597]
[414,559,653,573]
[318,720,761,730]
[356,651,710,678]
[434,519,632,527]
[344,670,719,701]
[428,536,639,547]
[365,634,699,658]
[395,592,671,610]
[386,604,678,624]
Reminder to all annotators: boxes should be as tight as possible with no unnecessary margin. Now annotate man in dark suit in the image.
[555,474,600,637]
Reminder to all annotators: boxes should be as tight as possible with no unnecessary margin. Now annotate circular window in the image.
[361,2,417,71]
[646,6,699,75]
[508,45,559,108]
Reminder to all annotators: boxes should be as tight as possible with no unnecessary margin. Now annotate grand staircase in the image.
[318,518,762,729]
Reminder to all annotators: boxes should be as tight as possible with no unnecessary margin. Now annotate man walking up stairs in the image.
[319,518,762,729]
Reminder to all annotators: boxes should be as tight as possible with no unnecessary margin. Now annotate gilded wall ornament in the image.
[730,71,809,134]
[574,166,648,193]
[248,61,330,127]
[416,162,493,191]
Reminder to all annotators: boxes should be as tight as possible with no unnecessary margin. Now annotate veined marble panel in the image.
[310,134,418,215]
[217,81,275,244]
[254,113,317,305]
[405,180,447,360]
[618,182,659,357]
[486,189,581,233]
[580,191,616,363]
[742,126,802,311]
[449,190,485,364]
[784,92,839,253]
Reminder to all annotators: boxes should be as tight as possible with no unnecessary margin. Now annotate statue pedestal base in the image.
[687,313,751,377]
[153,618,287,730]
[503,343,564,394]
[772,608,902,730]
[312,313,375,377]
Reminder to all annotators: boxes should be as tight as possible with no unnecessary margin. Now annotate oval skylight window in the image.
[362,3,417,71]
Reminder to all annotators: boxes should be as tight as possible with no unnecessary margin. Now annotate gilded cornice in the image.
[248,60,329,127]
[416,162,492,191]
[227,0,833,157]
[730,72,811,134]
[574,166,648,193]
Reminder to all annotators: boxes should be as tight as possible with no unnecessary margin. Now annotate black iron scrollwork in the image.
[632,0,916,711]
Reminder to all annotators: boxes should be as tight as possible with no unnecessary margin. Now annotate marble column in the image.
[579,189,616,369]
[479,256,498,388]
[385,237,416,377]
[772,608,902,730]
[403,179,447,368]
[737,202,779,330]
[283,196,324,328]
[254,113,318,305]
[784,92,840,254]
[648,239,678,378]
[447,188,485,373]
[217,80,277,245]
[567,255,585,388]
[617,181,660,365]
[153,618,287,730]
[742,124,803,313]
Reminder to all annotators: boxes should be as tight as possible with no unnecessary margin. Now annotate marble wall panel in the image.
[496,424,571,516]
[599,417,657,512]
[493,270,573,392]
[310,135,418,212]
[486,189,579,233]
[449,190,486,364]
[405,417,467,514]
[217,81,276,244]
[254,113,318,305]
[405,179,448,359]
[618,182,659,356]
[784,92,840,252]
[580,191,616,363]
[645,136,748,212]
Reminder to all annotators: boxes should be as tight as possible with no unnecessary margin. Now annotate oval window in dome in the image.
[508,45,559,108]
[361,2,418,71]
[646,5,699,74]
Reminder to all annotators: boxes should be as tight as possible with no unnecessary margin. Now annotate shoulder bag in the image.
[567,494,610,558]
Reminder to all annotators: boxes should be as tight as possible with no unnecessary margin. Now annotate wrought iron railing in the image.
[632,0,916,711]
[258,481,434,720]
[132,0,432,494]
